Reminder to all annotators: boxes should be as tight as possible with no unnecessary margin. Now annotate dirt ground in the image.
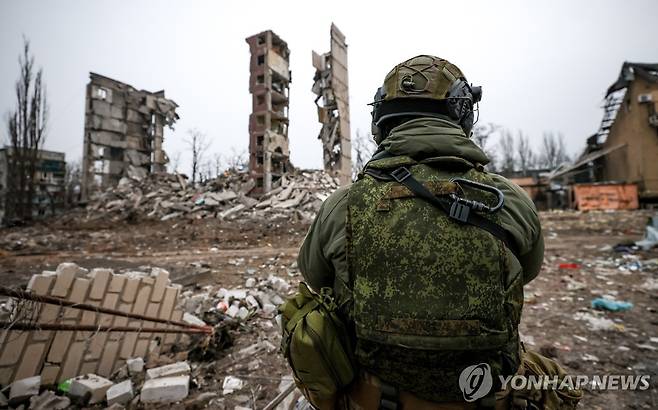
[0,210,656,409]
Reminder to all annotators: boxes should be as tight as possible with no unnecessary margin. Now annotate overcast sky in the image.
[1,0,656,172]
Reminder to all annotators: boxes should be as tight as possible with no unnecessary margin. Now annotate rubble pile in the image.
[73,170,339,223]
[0,259,299,408]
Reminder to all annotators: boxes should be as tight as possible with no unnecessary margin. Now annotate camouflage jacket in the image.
[298,117,543,303]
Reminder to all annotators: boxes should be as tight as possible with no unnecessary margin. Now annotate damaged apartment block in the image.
[82,73,179,200]
[312,24,352,184]
[246,31,292,194]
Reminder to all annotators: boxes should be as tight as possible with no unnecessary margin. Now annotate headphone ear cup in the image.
[460,108,475,136]
[371,121,383,144]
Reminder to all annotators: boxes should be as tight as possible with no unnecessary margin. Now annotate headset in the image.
[370,79,482,140]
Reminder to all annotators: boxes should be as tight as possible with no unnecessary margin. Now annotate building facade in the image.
[245,30,292,194]
[82,73,179,200]
[312,24,352,184]
[551,62,658,206]
[0,147,66,221]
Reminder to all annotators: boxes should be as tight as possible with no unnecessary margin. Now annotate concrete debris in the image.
[65,170,339,223]
[183,312,207,327]
[222,376,244,395]
[69,374,114,404]
[28,390,70,410]
[9,376,40,403]
[178,268,294,326]
[140,375,190,403]
[105,379,133,406]
[573,312,621,332]
[0,263,192,386]
[126,357,145,375]
[145,361,191,380]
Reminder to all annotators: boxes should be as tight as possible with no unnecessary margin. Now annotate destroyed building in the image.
[246,31,292,194]
[81,73,179,201]
[552,62,658,207]
[0,147,66,221]
[312,24,352,184]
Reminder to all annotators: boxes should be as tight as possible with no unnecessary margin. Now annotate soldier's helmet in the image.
[370,55,481,142]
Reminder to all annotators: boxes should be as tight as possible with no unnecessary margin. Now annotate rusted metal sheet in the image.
[573,183,639,210]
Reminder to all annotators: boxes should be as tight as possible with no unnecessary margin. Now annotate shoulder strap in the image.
[365,166,520,258]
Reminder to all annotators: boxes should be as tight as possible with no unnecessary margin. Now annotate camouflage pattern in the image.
[346,155,523,402]
[380,55,466,102]
[297,117,543,403]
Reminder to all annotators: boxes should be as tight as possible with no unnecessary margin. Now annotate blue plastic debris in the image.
[591,298,633,312]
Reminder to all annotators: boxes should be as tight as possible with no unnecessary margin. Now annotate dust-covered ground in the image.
[0,210,656,409]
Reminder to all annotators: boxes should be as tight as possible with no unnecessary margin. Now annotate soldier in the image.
[292,55,579,409]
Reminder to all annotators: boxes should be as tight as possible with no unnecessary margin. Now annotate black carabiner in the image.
[449,178,505,213]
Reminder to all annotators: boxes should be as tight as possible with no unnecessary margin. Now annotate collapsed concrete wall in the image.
[0,264,189,386]
[82,73,179,200]
[245,31,292,194]
[312,24,352,185]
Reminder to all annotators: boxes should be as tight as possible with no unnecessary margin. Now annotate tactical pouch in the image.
[279,282,355,404]
[512,350,583,410]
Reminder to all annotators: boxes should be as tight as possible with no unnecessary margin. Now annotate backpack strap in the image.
[365,166,521,258]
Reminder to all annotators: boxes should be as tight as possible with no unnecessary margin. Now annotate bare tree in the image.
[539,132,569,169]
[351,129,377,180]
[168,151,181,174]
[472,123,500,171]
[184,128,211,184]
[497,130,516,174]
[515,131,536,176]
[225,147,248,172]
[4,38,48,222]
[213,153,223,177]
[64,159,82,207]
[199,159,214,183]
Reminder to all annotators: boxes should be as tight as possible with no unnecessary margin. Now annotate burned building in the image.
[81,73,179,200]
[312,24,352,184]
[246,31,291,194]
[551,62,658,207]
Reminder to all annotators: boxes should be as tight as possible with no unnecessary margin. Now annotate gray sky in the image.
[1,0,656,172]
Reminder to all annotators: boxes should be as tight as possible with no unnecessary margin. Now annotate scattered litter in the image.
[573,312,623,331]
[558,263,581,269]
[591,298,633,312]
[582,353,600,362]
[222,376,244,395]
[635,214,658,250]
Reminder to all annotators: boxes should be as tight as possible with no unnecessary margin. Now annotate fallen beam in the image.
[0,286,211,333]
[0,321,213,334]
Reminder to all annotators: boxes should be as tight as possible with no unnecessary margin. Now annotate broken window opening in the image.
[256,75,265,85]
[110,147,123,160]
[256,115,265,126]
[256,95,265,106]
[256,177,263,188]
[257,55,265,65]
[257,35,266,45]
[97,87,108,100]
[256,135,264,146]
